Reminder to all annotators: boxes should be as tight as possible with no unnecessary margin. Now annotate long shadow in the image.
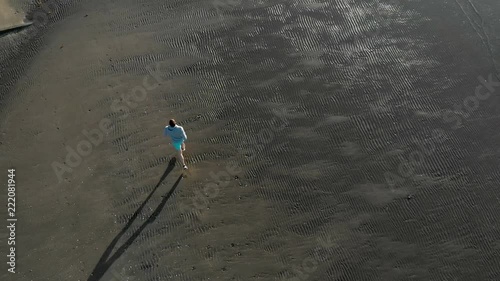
[87,158,183,281]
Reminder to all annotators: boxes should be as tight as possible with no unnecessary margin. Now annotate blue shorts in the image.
[172,140,184,151]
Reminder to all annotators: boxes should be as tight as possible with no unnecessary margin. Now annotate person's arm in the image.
[164,127,169,137]
[181,127,187,141]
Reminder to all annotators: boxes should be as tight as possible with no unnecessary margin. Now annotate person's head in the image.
[169,119,176,127]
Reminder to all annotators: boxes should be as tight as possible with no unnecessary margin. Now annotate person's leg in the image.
[177,150,186,167]
[173,141,187,169]
[181,142,186,151]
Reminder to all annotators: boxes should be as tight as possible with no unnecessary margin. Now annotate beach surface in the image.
[1,0,500,280]
[0,0,25,31]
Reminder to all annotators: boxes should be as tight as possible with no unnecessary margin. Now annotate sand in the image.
[0,0,25,31]
[1,0,500,280]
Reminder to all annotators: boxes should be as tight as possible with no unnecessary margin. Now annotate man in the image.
[164,119,188,169]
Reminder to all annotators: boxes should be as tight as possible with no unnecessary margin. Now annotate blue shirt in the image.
[164,125,187,142]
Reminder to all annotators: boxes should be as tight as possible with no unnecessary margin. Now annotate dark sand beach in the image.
[1,0,500,280]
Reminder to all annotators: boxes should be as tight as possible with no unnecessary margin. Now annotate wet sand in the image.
[1,0,500,280]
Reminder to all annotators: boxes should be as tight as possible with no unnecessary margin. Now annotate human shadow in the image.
[87,158,183,281]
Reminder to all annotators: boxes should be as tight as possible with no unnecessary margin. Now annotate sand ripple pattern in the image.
[96,0,500,280]
[2,0,500,280]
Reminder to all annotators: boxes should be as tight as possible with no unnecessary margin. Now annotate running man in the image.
[164,119,188,169]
